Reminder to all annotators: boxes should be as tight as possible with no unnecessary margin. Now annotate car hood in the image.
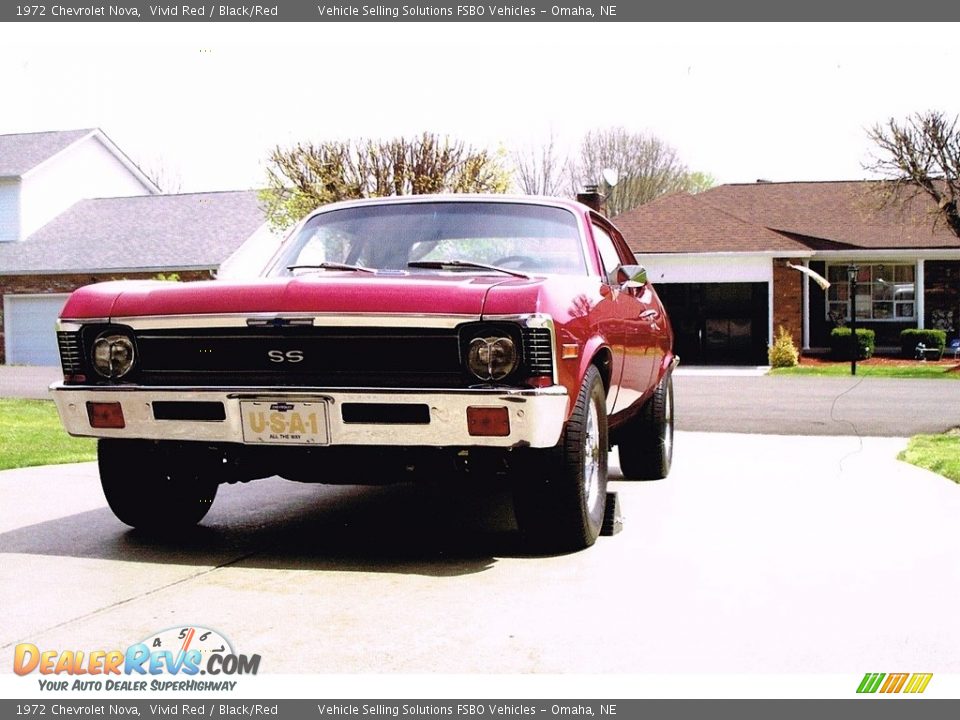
[60,273,554,321]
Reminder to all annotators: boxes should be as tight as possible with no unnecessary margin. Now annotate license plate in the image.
[240,401,328,445]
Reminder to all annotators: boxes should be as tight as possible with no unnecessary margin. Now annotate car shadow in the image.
[0,478,567,577]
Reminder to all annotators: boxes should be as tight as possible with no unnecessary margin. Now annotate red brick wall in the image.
[0,270,212,364]
[772,259,804,349]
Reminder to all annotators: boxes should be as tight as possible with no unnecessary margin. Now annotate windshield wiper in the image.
[287,262,376,274]
[407,260,529,279]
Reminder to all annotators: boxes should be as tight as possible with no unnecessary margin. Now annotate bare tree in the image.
[865,110,960,238]
[512,132,569,197]
[260,132,511,230]
[570,127,692,216]
[140,159,183,194]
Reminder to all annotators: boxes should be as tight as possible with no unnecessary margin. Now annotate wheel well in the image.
[590,348,613,395]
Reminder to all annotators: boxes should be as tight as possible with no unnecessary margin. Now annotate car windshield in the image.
[267,201,587,277]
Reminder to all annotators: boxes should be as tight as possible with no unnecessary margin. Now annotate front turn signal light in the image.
[87,402,125,429]
[466,406,510,437]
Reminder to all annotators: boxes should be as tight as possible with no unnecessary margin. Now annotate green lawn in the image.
[0,399,97,471]
[770,364,960,379]
[899,430,960,484]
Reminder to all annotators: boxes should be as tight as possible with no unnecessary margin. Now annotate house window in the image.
[825,263,916,321]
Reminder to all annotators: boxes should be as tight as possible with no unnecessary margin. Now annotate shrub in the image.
[830,327,875,360]
[768,326,799,368]
[900,329,947,357]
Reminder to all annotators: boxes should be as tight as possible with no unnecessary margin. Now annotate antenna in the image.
[601,168,619,188]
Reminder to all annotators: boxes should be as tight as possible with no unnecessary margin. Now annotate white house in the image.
[0,128,272,366]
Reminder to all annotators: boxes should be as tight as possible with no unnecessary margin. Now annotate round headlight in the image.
[467,336,518,381]
[92,334,136,379]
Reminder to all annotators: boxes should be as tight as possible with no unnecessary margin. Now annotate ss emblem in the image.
[268,350,304,363]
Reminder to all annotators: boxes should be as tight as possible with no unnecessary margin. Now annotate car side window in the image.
[592,223,623,281]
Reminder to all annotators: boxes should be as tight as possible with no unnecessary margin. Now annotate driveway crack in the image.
[0,550,258,651]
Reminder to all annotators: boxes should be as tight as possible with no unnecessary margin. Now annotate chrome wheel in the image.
[513,365,608,551]
[662,380,674,462]
[583,395,602,513]
[616,371,674,481]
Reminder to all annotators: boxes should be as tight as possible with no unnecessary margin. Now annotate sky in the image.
[1,22,959,194]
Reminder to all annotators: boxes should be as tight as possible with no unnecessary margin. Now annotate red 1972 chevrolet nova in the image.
[51,195,676,551]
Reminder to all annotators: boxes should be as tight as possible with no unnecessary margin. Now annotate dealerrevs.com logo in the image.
[857,673,933,694]
[13,626,260,692]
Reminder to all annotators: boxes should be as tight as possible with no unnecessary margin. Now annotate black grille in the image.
[522,327,554,377]
[57,331,83,375]
[134,326,465,388]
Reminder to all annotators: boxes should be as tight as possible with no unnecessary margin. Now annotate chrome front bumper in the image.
[50,383,570,449]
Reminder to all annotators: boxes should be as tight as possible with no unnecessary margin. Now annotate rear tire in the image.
[514,366,608,552]
[98,439,219,530]
[617,372,674,480]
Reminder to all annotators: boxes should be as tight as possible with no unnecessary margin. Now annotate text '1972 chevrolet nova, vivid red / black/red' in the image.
[52,194,676,551]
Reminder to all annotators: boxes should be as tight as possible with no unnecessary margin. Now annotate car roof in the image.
[303,193,591,219]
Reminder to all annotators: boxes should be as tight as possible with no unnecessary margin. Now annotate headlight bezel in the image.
[458,322,530,385]
[466,334,519,381]
[86,325,138,381]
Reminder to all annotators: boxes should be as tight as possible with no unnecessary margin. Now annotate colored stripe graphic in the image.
[880,673,909,693]
[904,674,933,694]
[857,672,932,694]
[857,673,885,693]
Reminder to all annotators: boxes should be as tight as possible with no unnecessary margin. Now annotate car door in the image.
[591,218,661,413]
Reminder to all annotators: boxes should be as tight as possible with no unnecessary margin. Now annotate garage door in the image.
[4,294,70,366]
[655,282,770,364]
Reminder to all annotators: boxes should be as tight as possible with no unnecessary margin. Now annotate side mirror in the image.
[615,264,647,289]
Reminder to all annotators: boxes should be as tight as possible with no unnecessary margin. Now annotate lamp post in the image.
[847,265,860,376]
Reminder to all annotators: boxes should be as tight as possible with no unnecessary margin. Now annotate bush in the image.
[768,326,799,368]
[830,327,875,360]
[900,329,947,357]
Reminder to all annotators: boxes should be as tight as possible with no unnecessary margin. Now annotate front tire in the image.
[98,439,219,530]
[617,371,674,480]
[514,365,608,552]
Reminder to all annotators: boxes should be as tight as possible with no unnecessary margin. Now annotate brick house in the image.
[614,181,960,364]
[0,129,273,365]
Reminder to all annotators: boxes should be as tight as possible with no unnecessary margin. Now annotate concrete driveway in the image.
[0,365,60,400]
[675,372,960,436]
[2,432,958,675]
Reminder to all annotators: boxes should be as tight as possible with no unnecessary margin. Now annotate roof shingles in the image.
[615,180,960,255]
[614,191,808,254]
[0,191,266,274]
[0,129,94,177]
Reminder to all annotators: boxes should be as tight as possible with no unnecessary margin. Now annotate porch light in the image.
[846,265,860,284]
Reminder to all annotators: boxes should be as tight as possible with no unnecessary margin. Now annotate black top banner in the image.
[1,0,952,21]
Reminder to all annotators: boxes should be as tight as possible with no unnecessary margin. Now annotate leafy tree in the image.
[570,127,697,216]
[865,110,960,238]
[260,132,511,230]
[678,170,715,195]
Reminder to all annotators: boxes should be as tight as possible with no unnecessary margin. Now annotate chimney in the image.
[577,184,606,214]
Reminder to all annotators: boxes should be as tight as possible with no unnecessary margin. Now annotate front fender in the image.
[555,334,619,418]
